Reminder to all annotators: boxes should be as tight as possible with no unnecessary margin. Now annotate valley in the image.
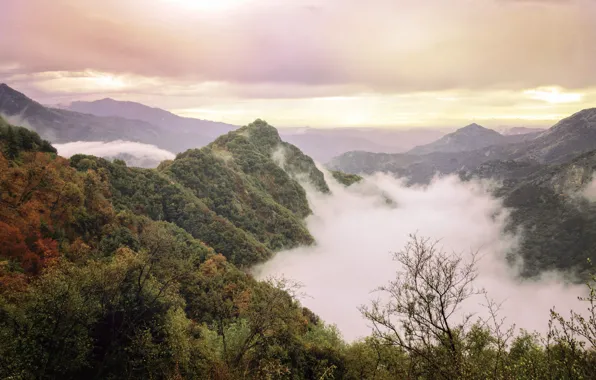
[2,0,596,375]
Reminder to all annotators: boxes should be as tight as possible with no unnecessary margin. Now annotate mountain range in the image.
[331,108,596,181]
[1,83,444,162]
[2,97,596,378]
[0,83,237,153]
[5,83,554,165]
[330,106,596,278]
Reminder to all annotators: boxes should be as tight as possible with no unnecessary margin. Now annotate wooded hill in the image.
[1,117,596,379]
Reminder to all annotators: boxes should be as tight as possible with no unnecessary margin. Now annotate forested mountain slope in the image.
[329,108,596,279]
[0,117,352,379]
[2,116,596,379]
[67,119,326,266]
[470,152,596,278]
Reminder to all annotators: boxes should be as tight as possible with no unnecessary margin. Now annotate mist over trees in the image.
[1,117,596,379]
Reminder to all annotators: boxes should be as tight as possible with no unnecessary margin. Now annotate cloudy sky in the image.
[1,0,595,128]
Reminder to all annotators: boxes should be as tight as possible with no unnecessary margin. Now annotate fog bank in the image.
[54,140,175,168]
[254,173,585,341]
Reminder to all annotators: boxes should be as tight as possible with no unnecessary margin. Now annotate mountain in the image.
[66,97,236,142]
[490,151,596,278]
[515,108,596,164]
[280,127,445,163]
[3,85,448,165]
[0,84,237,153]
[71,119,330,265]
[408,123,506,155]
[329,144,518,185]
[0,116,365,378]
[331,107,596,184]
[66,98,447,163]
[2,115,596,379]
[0,83,163,145]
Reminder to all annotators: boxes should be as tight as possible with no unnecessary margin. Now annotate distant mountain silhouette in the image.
[2,84,447,162]
[0,83,163,146]
[66,98,236,139]
[408,123,506,155]
[331,107,596,183]
[67,98,449,162]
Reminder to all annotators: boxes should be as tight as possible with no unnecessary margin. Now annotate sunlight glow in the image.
[27,71,154,94]
[161,0,251,12]
[524,87,583,104]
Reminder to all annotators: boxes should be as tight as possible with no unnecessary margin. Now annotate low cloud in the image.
[54,140,175,168]
[582,175,596,201]
[254,173,585,341]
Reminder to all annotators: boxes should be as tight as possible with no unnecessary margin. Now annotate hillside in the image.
[2,116,596,379]
[0,117,357,379]
[408,123,506,155]
[516,108,596,163]
[0,84,232,153]
[473,153,596,278]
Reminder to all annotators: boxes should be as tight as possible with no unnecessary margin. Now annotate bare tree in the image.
[481,295,516,378]
[359,234,486,379]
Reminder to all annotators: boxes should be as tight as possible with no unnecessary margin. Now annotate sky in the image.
[1,0,595,128]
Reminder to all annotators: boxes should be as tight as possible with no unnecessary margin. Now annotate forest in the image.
[1,118,596,379]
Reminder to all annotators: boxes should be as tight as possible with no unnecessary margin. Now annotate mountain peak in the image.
[452,123,502,139]
[0,83,26,97]
[0,83,45,118]
[408,122,504,155]
[458,123,494,133]
[95,97,118,103]
[242,119,282,147]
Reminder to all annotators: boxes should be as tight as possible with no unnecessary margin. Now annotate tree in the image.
[547,263,596,379]
[360,234,487,379]
[4,125,20,160]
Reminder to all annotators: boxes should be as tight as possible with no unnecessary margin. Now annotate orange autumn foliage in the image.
[0,151,113,277]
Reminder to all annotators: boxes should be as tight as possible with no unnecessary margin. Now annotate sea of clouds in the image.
[54,140,175,168]
[254,171,586,341]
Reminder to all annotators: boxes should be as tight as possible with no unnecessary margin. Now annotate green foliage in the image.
[3,120,596,379]
[0,117,56,159]
[166,147,314,252]
[330,170,363,186]
[499,152,596,278]
[163,119,330,252]
[70,154,271,266]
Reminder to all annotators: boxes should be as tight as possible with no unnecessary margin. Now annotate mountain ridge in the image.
[66,97,237,135]
[331,106,596,182]
[0,84,235,153]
